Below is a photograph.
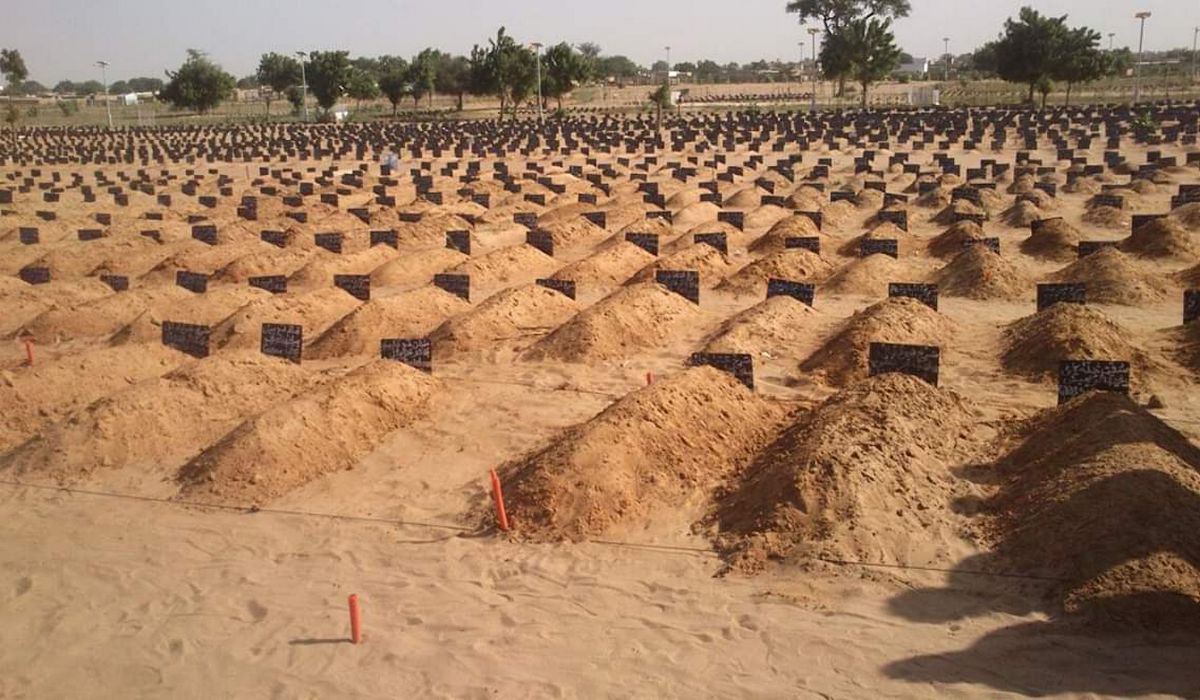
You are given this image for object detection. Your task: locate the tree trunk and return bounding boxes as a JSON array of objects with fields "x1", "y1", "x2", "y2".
[
  {"x1": 837, "y1": 75, "x2": 846, "y2": 97},
  {"x1": 457, "y1": 92, "x2": 464, "y2": 112},
  {"x1": 1028, "y1": 82, "x2": 1035, "y2": 104},
  {"x1": 265, "y1": 97, "x2": 271, "y2": 117},
  {"x1": 1065, "y1": 82, "x2": 1072, "y2": 106},
  {"x1": 1040, "y1": 90, "x2": 1048, "y2": 109},
  {"x1": 391, "y1": 102, "x2": 397, "y2": 118},
  {"x1": 861, "y1": 82, "x2": 869, "y2": 109}
]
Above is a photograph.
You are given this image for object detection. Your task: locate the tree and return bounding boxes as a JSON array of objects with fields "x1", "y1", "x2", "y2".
[
  {"x1": 972, "y1": 42, "x2": 1000, "y2": 77},
  {"x1": 378, "y1": 59, "x2": 410, "y2": 117},
  {"x1": 468, "y1": 27, "x2": 536, "y2": 119},
  {"x1": 824, "y1": 17, "x2": 902, "y2": 108},
  {"x1": 649, "y1": 84, "x2": 671, "y2": 128},
  {"x1": 542, "y1": 42, "x2": 590, "y2": 110},
  {"x1": 786, "y1": 0, "x2": 911, "y2": 94},
  {"x1": 409, "y1": 48, "x2": 439, "y2": 107},
  {"x1": 109, "y1": 80, "x2": 130, "y2": 95},
  {"x1": 256, "y1": 52, "x2": 302, "y2": 117},
  {"x1": 0, "y1": 48, "x2": 25, "y2": 142},
  {"x1": 993, "y1": 7, "x2": 1070, "y2": 105},
  {"x1": 345, "y1": 67, "x2": 379, "y2": 112},
  {"x1": 594, "y1": 55, "x2": 640, "y2": 80},
  {"x1": 53, "y1": 80, "x2": 77, "y2": 94},
  {"x1": 674, "y1": 61, "x2": 697, "y2": 75},
  {"x1": 304, "y1": 50, "x2": 350, "y2": 112},
  {"x1": 160, "y1": 50, "x2": 235, "y2": 113},
  {"x1": 127, "y1": 76, "x2": 164, "y2": 93},
  {"x1": 1053, "y1": 25, "x2": 1105, "y2": 105},
  {"x1": 284, "y1": 85, "x2": 305, "y2": 114},
  {"x1": 19, "y1": 80, "x2": 46, "y2": 95},
  {"x1": 651, "y1": 59, "x2": 669, "y2": 74},
  {"x1": 236, "y1": 75, "x2": 259, "y2": 90},
  {"x1": 435, "y1": 54, "x2": 471, "y2": 111},
  {"x1": 695, "y1": 59, "x2": 722, "y2": 83},
  {"x1": 77, "y1": 80, "x2": 104, "y2": 95}
]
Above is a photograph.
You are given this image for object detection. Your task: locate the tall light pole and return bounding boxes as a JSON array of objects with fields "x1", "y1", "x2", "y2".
[
  {"x1": 1108, "y1": 33, "x2": 1115, "y2": 51},
  {"x1": 943, "y1": 37, "x2": 950, "y2": 81},
  {"x1": 798, "y1": 41, "x2": 805, "y2": 96},
  {"x1": 1192, "y1": 26, "x2": 1198, "y2": 82},
  {"x1": 808, "y1": 27, "x2": 819, "y2": 110},
  {"x1": 531, "y1": 42, "x2": 544, "y2": 123},
  {"x1": 296, "y1": 51, "x2": 309, "y2": 122},
  {"x1": 1132, "y1": 11, "x2": 1151, "y2": 104},
  {"x1": 96, "y1": 60, "x2": 113, "y2": 128},
  {"x1": 665, "y1": 46, "x2": 671, "y2": 85}
]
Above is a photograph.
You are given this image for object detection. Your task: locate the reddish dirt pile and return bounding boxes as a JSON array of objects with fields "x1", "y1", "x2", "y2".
[
  {"x1": 702, "y1": 295, "x2": 823, "y2": 357},
  {"x1": 496, "y1": 366, "x2": 787, "y2": 541},
  {"x1": 1000, "y1": 304, "x2": 1157, "y2": 381},
  {"x1": 1048, "y1": 248, "x2": 1172, "y2": 305},
  {"x1": 929, "y1": 246, "x2": 1029, "y2": 301},
  {"x1": 1081, "y1": 206, "x2": 1128, "y2": 229},
  {"x1": 306, "y1": 286, "x2": 470, "y2": 359},
  {"x1": 711, "y1": 373, "x2": 982, "y2": 573},
  {"x1": 800, "y1": 297, "x2": 956, "y2": 387},
  {"x1": 982, "y1": 392, "x2": 1200, "y2": 630},
  {"x1": 1019, "y1": 218, "x2": 1082, "y2": 261},
  {"x1": 1121, "y1": 217, "x2": 1198, "y2": 260},
  {"x1": 176, "y1": 360, "x2": 436, "y2": 504},
  {"x1": 717, "y1": 250, "x2": 835, "y2": 296},
  {"x1": 430, "y1": 284, "x2": 578, "y2": 359}
]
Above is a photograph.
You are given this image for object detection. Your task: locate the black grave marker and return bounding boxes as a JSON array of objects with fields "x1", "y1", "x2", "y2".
[
  {"x1": 446, "y1": 230, "x2": 471, "y2": 255},
  {"x1": 380, "y1": 338, "x2": 433, "y2": 372},
  {"x1": 1036, "y1": 283, "x2": 1086, "y2": 312},
  {"x1": 249, "y1": 275, "x2": 288, "y2": 294},
  {"x1": 694, "y1": 232, "x2": 729, "y2": 255},
  {"x1": 625, "y1": 233, "x2": 659, "y2": 256},
  {"x1": 333, "y1": 274, "x2": 370, "y2": 301},
  {"x1": 175, "y1": 271, "x2": 208, "y2": 293},
  {"x1": 766, "y1": 279, "x2": 815, "y2": 306},
  {"x1": 687, "y1": 353, "x2": 754, "y2": 389},
  {"x1": 860, "y1": 238, "x2": 899, "y2": 258},
  {"x1": 888, "y1": 283, "x2": 939, "y2": 311},
  {"x1": 1057, "y1": 360, "x2": 1130, "y2": 405},
  {"x1": 161, "y1": 321, "x2": 210, "y2": 358},
  {"x1": 536, "y1": 278, "x2": 576, "y2": 300},
  {"x1": 868, "y1": 342, "x2": 940, "y2": 386},
  {"x1": 655, "y1": 270, "x2": 700, "y2": 304},
  {"x1": 260, "y1": 323, "x2": 303, "y2": 363},
  {"x1": 433, "y1": 273, "x2": 470, "y2": 301},
  {"x1": 100, "y1": 274, "x2": 129, "y2": 292}
]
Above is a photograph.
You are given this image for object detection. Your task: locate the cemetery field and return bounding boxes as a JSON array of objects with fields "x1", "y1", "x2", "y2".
[{"x1": 2, "y1": 107, "x2": 1200, "y2": 697}]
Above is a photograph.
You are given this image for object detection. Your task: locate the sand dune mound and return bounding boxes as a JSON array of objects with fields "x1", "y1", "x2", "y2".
[
  {"x1": 177, "y1": 361, "x2": 436, "y2": 504},
  {"x1": 1121, "y1": 217, "x2": 1198, "y2": 260},
  {"x1": 496, "y1": 366, "x2": 787, "y2": 541},
  {"x1": 1173, "y1": 202, "x2": 1200, "y2": 231},
  {"x1": 665, "y1": 187, "x2": 703, "y2": 209},
  {"x1": 1000, "y1": 200, "x2": 1043, "y2": 228},
  {"x1": 525, "y1": 283, "x2": 703, "y2": 362},
  {"x1": 1166, "y1": 321, "x2": 1200, "y2": 373},
  {"x1": 701, "y1": 295, "x2": 823, "y2": 357},
  {"x1": 0, "y1": 352, "x2": 317, "y2": 482},
  {"x1": 22, "y1": 286, "x2": 191, "y2": 343},
  {"x1": 306, "y1": 286, "x2": 470, "y2": 359},
  {"x1": 800, "y1": 297, "x2": 955, "y2": 387},
  {"x1": 930, "y1": 246, "x2": 1029, "y2": 300},
  {"x1": 288, "y1": 246, "x2": 396, "y2": 290},
  {"x1": 615, "y1": 215, "x2": 675, "y2": 239},
  {"x1": 431, "y1": 284, "x2": 578, "y2": 358},
  {"x1": 0, "y1": 344, "x2": 186, "y2": 454},
  {"x1": 717, "y1": 250, "x2": 835, "y2": 296},
  {"x1": 209, "y1": 288, "x2": 361, "y2": 353},
  {"x1": 1082, "y1": 206, "x2": 1128, "y2": 229},
  {"x1": 1019, "y1": 218, "x2": 1082, "y2": 261},
  {"x1": 394, "y1": 214, "x2": 476, "y2": 248},
  {"x1": 550, "y1": 241, "x2": 654, "y2": 288},
  {"x1": 712, "y1": 373, "x2": 981, "y2": 573},
  {"x1": 820, "y1": 254, "x2": 906, "y2": 297},
  {"x1": 927, "y1": 221, "x2": 985, "y2": 259},
  {"x1": 983, "y1": 392, "x2": 1200, "y2": 630},
  {"x1": 934, "y1": 200, "x2": 985, "y2": 225},
  {"x1": 1048, "y1": 248, "x2": 1171, "y2": 305},
  {"x1": 215, "y1": 247, "x2": 314, "y2": 283},
  {"x1": 819, "y1": 200, "x2": 857, "y2": 229},
  {"x1": 370, "y1": 247, "x2": 469, "y2": 288},
  {"x1": 446, "y1": 244, "x2": 560, "y2": 291},
  {"x1": 1001, "y1": 304, "x2": 1156, "y2": 381},
  {"x1": 29, "y1": 237, "x2": 156, "y2": 280},
  {"x1": 625, "y1": 244, "x2": 733, "y2": 288}
]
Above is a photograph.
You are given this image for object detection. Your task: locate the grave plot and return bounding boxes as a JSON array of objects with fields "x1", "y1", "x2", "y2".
[
  {"x1": 305, "y1": 285, "x2": 472, "y2": 360},
  {"x1": 1047, "y1": 247, "x2": 1173, "y2": 305},
  {"x1": 429, "y1": 283, "x2": 579, "y2": 360}
]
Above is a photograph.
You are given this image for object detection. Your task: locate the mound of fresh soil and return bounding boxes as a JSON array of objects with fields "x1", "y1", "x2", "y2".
[
  {"x1": 1019, "y1": 218, "x2": 1081, "y2": 261},
  {"x1": 930, "y1": 246, "x2": 1029, "y2": 300},
  {"x1": 712, "y1": 373, "x2": 982, "y2": 573},
  {"x1": 701, "y1": 295, "x2": 823, "y2": 357},
  {"x1": 934, "y1": 200, "x2": 986, "y2": 225},
  {"x1": 306, "y1": 286, "x2": 470, "y2": 359},
  {"x1": 1048, "y1": 247, "x2": 1172, "y2": 305},
  {"x1": 495, "y1": 366, "x2": 787, "y2": 541},
  {"x1": 445, "y1": 244, "x2": 560, "y2": 291},
  {"x1": 550, "y1": 241, "x2": 655, "y2": 288},
  {"x1": 1081, "y1": 206, "x2": 1128, "y2": 229},
  {"x1": 820, "y1": 254, "x2": 906, "y2": 297},
  {"x1": 287, "y1": 246, "x2": 397, "y2": 291},
  {"x1": 370, "y1": 247, "x2": 468, "y2": 288},
  {"x1": 624, "y1": 243, "x2": 733, "y2": 288},
  {"x1": 111, "y1": 286, "x2": 270, "y2": 345},
  {"x1": 1121, "y1": 217, "x2": 1198, "y2": 260},
  {"x1": 21, "y1": 286, "x2": 192, "y2": 343},
  {"x1": 799, "y1": 297, "x2": 956, "y2": 387},
  {"x1": 1173, "y1": 202, "x2": 1200, "y2": 231},
  {"x1": 209, "y1": 287, "x2": 362, "y2": 353},
  {"x1": 430, "y1": 284, "x2": 578, "y2": 358},
  {"x1": 214, "y1": 247, "x2": 315, "y2": 283},
  {"x1": 1001, "y1": 304, "x2": 1156, "y2": 381},
  {"x1": 176, "y1": 360, "x2": 436, "y2": 504},
  {"x1": 717, "y1": 250, "x2": 835, "y2": 297},
  {"x1": 1000, "y1": 200, "x2": 1043, "y2": 228},
  {"x1": 927, "y1": 221, "x2": 985, "y2": 259}
]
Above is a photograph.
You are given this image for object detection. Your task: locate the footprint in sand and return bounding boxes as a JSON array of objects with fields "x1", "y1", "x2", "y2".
[
  {"x1": 14, "y1": 576, "x2": 32, "y2": 597},
  {"x1": 247, "y1": 599, "x2": 269, "y2": 622}
]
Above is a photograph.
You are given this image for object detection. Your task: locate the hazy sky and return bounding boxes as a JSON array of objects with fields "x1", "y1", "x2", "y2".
[{"x1": 6, "y1": 0, "x2": 1197, "y2": 83}]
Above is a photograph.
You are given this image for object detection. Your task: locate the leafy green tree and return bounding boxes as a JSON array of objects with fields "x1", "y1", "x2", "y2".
[
  {"x1": 993, "y1": 7, "x2": 1069, "y2": 105},
  {"x1": 435, "y1": 54, "x2": 471, "y2": 111},
  {"x1": 53, "y1": 80, "x2": 77, "y2": 94},
  {"x1": 409, "y1": 48, "x2": 439, "y2": 107},
  {"x1": 542, "y1": 42, "x2": 590, "y2": 110},
  {"x1": 378, "y1": 60, "x2": 410, "y2": 117},
  {"x1": 823, "y1": 17, "x2": 901, "y2": 107},
  {"x1": 160, "y1": 49, "x2": 235, "y2": 113},
  {"x1": 351, "y1": 56, "x2": 383, "y2": 79},
  {"x1": 0, "y1": 49, "x2": 28, "y2": 95},
  {"x1": 108, "y1": 80, "x2": 130, "y2": 94},
  {"x1": 284, "y1": 85, "x2": 305, "y2": 114},
  {"x1": 651, "y1": 59, "x2": 669, "y2": 74},
  {"x1": 468, "y1": 27, "x2": 536, "y2": 119},
  {"x1": 649, "y1": 83, "x2": 671, "y2": 127},
  {"x1": 19, "y1": 80, "x2": 46, "y2": 95},
  {"x1": 972, "y1": 42, "x2": 1000, "y2": 77},
  {"x1": 1053, "y1": 25, "x2": 1105, "y2": 105},
  {"x1": 236, "y1": 75, "x2": 259, "y2": 90},
  {"x1": 303, "y1": 50, "x2": 351, "y2": 112},
  {"x1": 1106, "y1": 48, "x2": 1133, "y2": 77},
  {"x1": 77, "y1": 80, "x2": 104, "y2": 95},
  {"x1": 128, "y1": 76, "x2": 164, "y2": 93},
  {"x1": 695, "y1": 59, "x2": 722, "y2": 83},
  {"x1": 786, "y1": 0, "x2": 910, "y2": 94},
  {"x1": 345, "y1": 67, "x2": 379, "y2": 111},
  {"x1": 594, "y1": 55, "x2": 640, "y2": 80},
  {"x1": 256, "y1": 52, "x2": 302, "y2": 116}
]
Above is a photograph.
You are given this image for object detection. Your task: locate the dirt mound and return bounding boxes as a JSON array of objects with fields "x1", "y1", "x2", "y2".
[
  {"x1": 112, "y1": 286, "x2": 269, "y2": 346},
  {"x1": 717, "y1": 250, "x2": 835, "y2": 296},
  {"x1": 1081, "y1": 206, "x2": 1128, "y2": 229},
  {"x1": 930, "y1": 246, "x2": 1029, "y2": 300},
  {"x1": 370, "y1": 247, "x2": 469, "y2": 289},
  {"x1": 702, "y1": 295, "x2": 823, "y2": 357},
  {"x1": 672, "y1": 201, "x2": 721, "y2": 229},
  {"x1": 625, "y1": 244, "x2": 733, "y2": 288},
  {"x1": 0, "y1": 344, "x2": 187, "y2": 454},
  {"x1": 2, "y1": 279, "x2": 114, "y2": 338},
  {"x1": 819, "y1": 200, "x2": 857, "y2": 229},
  {"x1": 535, "y1": 218, "x2": 610, "y2": 250},
  {"x1": 1121, "y1": 217, "x2": 1198, "y2": 260},
  {"x1": 982, "y1": 392, "x2": 1200, "y2": 630},
  {"x1": 1019, "y1": 218, "x2": 1081, "y2": 261},
  {"x1": 287, "y1": 246, "x2": 397, "y2": 291},
  {"x1": 306, "y1": 286, "x2": 470, "y2": 359},
  {"x1": 430, "y1": 284, "x2": 578, "y2": 359},
  {"x1": 934, "y1": 200, "x2": 986, "y2": 225},
  {"x1": 176, "y1": 360, "x2": 436, "y2": 504},
  {"x1": 550, "y1": 241, "x2": 655, "y2": 288},
  {"x1": 141, "y1": 240, "x2": 265, "y2": 285},
  {"x1": 1048, "y1": 247, "x2": 1171, "y2": 305},
  {"x1": 800, "y1": 297, "x2": 956, "y2": 387},
  {"x1": 495, "y1": 366, "x2": 787, "y2": 541},
  {"x1": 1, "y1": 352, "x2": 317, "y2": 482},
  {"x1": 1000, "y1": 200, "x2": 1043, "y2": 228},
  {"x1": 21, "y1": 286, "x2": 191, "y2": 343},
  {"x1": 446, "y1": 244, "x2": 560, "y2": 291},
  {"x1": 524, "y1": 283, "x2": 703, "y2": 362},
  {"x1": 724, "y1": 188, "x2": 761, "y2": 208},
  {"x1": 215, "y1": 247, "x2": 315, "y2": 283},
  {"x1": 712, "y1": 373, "x2": 982, "y2": 573},
  {"x1": 1001, "y1": 304, "x2": 1156, "y2": 381},
  {"x1": 820, "y1": 254, "x2": 905, "y2": 297},
  {"x1": 927, "y1": 221, "x2": 985, "y2": 259},
  {"x1": 1173, "y1": 202, "x2": 1200, "y2": 231},
  {"x1": 914, "y1": 186, "x2": 950, "y2": 208},
  {"x1": 209, "y1": 288, "x2": 361, "y2": 353},
  {"x1": 744, "y1": 204, "x2": 790, "y2": 231}
]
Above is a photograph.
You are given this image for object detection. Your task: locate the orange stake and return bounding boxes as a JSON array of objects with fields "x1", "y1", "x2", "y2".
[
  {"x1": 22, "y1": 338, "x2": 34, "y2": 366},
  {"x1": 348, "y1": 594, "x2": 362, "y2": 644},
  {"x1": 645, "y1": 371, "x2": 654, "y2": 385},
  {"x1": 489, "y1": 468, "x2": 510, "y2": 532}
]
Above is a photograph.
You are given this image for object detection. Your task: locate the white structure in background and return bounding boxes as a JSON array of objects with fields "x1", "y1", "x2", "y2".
[
  {"x1": 894, "y1": 57, "x2": 930, "y2": 78},
  {"x1": 908, "y1": 86, "x2": 941, "y2": 107},
  {"x1": 121, "y1": 93, "x2": 138, "y2": 106}
]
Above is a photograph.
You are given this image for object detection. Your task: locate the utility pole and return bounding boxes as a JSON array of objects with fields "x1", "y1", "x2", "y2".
[
  {"x1": 296, "y1": 51, "x2": 309, "y2": 122},
  {"x1": 798, "y1": 41, "x2": 805, "y2": 98},
  {"x1": 531, "y1": 42, "x2": 544, "y2": 123},
  {"x1": 1193, "y1": 26, "x2": 1198, "y2": 82},
  {"x1": 1108, "y1": 33, "x2": 1115, "y2": 51},
  {"x1": 96, "y1": 60, "x2": 113, "y2": 128},
  {"x1": 1132, "y1": 12, "x2": 1151, "y2": 104},
  {"x1": 943, "y1": 37, "x2": 950, "y2": 81},
  {"x1": 808, "y1": 27, "x2": 819, "y2": 111}
]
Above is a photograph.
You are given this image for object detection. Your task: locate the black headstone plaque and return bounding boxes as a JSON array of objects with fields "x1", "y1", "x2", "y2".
[
  {"x1": 175, "y1": 271, "x2": 208, "y2": 293},
  {"x1": 261, "y1": 230, "x2": 287, "y2": 248},
  {"x1": 1077, "y1": 240, "x2": 1121, "y2": 258},
  {"x1": 876, "y1": 210, "x2": 908, "y2": 231},
  {"x1": 1037, "y1": 283, "x2": 1086, "y2": 312},
  {"x1": 19, "y1": 266, "x2": 50, "y2": 285},
  {"x1": 1057, "y1": 360, "x2": 1130, "y2": 405},
  {"x1": 446, "y1": 230, "x2": 471, "y2": 255},
  {"x1": 1185, "y1": 289, "x2": 1200, "y2": 324},
  {"x1": 717, "y1": 211, "x2": 745, "y2": 231},
  {"x1": 433, "y1": 273, "x2": 470, "y2": 301},
  {"x1": 260, "y1": 323, "x2": 303, "y2": 363},
  {"x1": 766, "y1": 279, "x2": 815, "y2": 306},
  {"x1": 315, "y1": 232, "x2": 343, "y2": 254},
  {"x1": 249, "y1": 275, "x2": 288, "y2": 294},
  {"x1": 536, "y1": 278, "x2": 576, "y2": 300},
  {"x1": 78, "y1": 229, "x2": 104, "y2": 242},
  {"x1": 655, "y1": 270, "x2": 700, "y2": 305},
  {"x1": 868, "y1": 342, "x2": 940, "y2": 386},
  {"x1": 514, "y1": 212, "x2": 537, "y2": 228},
  {"x1": 687, "y1": 352, "x2": 754, "y2": 389},
  {"x1": 191, "y1": 225, "x2": 217, "y2": 246},
  {"x1": 625, "y1": 233, "x2": 659, "y2": 256},
  {"x1": 694, "y1": 232, "x2": 728, "y2": 255},
  {"x1": 584, "y1": 211, "x2": 607, "y2": 229},
  {"x1": 526, "y1": 230, "x2": 554, "y2": 257},
  {"x1": 962, "y1": 238, "x2": 1001, "y2": 255},
  {"x1": 370, "y1": 229, "x2": 398, "y2": 248},
  {"x1": 860, "y1": 239, "x2": 899, "y2": 258},
  {"x1": 333, "y1": 274, "x2": 370, "y2": 301},
  {"x1": 100, "y1": 274, "x2": 129, "y2": 292},
  {"x1": 380, "y1": 338, "x2": 433, "y2": 372},
  {"x1": 18, "y1": 227, "x2": 38, "y2": 245},
  {"x1": 784, "y1": 236, "x2": 821, "y2": 253},
  {"x1": 161, "y1": 321, "x2": 210, "y2": 358},
  {"x1": 888, "y1": 283, "x2": 939, "y2": 311}
]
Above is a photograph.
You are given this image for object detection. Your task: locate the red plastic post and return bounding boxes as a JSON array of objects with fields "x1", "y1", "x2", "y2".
[
  {"x1": 489, "y1": 468, "x2": 510, "y2": 532},
  {"x1": 348, "y1": 594, "x2": 362, "y2": 644},
  {"x1": 645, "y1": 371, "x2": 654, "y2": 385},
  {"x1": 23, "y1": 338, "x2": 34, "y2": 367}
]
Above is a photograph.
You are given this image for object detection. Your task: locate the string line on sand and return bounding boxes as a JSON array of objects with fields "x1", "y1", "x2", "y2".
[{"x1": 2, "y1": 478, "x2": 1070, "y2": 583}]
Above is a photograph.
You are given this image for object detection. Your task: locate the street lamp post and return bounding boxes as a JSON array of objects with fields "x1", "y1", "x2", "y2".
[
  {"x1": 531, "y1": 42, "x2": 544, "y2": 123},
  {"x1": 296, "y1": 51, "x2": 309, "y2": 122},
  {"x1": 808, "y1": 27, "x2": 819, "y2": 110},
  {"x1": 1132, "y1": 12, "x2": 1151, "y2": 104},
  {"x1": 1192, "y1": 26, "x2": 1198, "y2": 82},
  {"x1": 943, "y1": 37, "x2": 950, "y2": 82},
  {"x1": 96, "y1": 60, "x2": 113, "y2": 128},
  {"x1": 1108, "y1": 33, "x2": 1115, "y2": 51},
  {"x1": 798, "y1": 41, "x2": 805, "y2": 98}
]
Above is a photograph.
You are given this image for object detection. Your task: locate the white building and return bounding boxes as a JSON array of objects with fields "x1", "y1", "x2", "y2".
[{"x1": 894, "y1": 57, "x2": 930, "y2": 78}]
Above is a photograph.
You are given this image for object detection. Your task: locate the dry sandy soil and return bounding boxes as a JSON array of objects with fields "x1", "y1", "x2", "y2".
[{"x1": 2, "y1": 113, "x2": 1199, "y2": 698}]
